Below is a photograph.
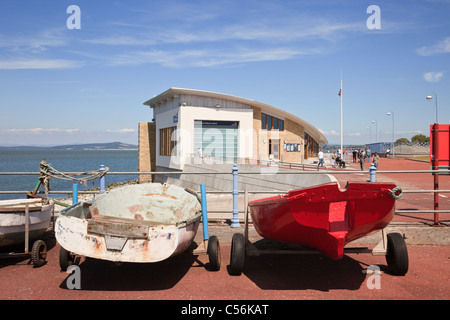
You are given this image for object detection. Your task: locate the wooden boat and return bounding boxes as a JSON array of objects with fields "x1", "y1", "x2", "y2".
[
  {"x1": 55, "y1": 183, "x2": 203, "y2": 267},
  {"x1": 248, "y1": 181, "x2": 402, "y2": 260},
  {"x1": 0, "y1": 199, "x2": 53, "y2": 247}
]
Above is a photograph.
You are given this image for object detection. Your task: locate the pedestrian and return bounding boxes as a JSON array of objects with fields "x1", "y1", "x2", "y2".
[
  {"x1": 366, "y1": 147, "x2": 371, "y2": 162},
  {"x1": 318, "y1": 148, "x2": 325, "y2": 167},
  {"x1": 359, "y1": 149, "x2": 366, "y2": 171},
  {"x1": 372, "y1": 152, "x2": 379, "y2": 168},
  {"x1": 331, "y1": 152, "x2": 337, "y2": 167},
  {"x1": 352, "y1": 149, "x2": 357, "y2": 163}
]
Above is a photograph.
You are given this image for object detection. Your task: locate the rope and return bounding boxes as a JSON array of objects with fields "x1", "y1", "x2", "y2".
[
  {"x1": 390, "y1": 186, "x2": 403, "y2": 199},
  {"x1": 39, "y1": 160, "x2": 109, "y2": 197}
]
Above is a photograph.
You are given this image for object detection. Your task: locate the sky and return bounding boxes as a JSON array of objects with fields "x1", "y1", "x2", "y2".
[{"x1": 0, "y1": 0, "x2": 449, "y2": 146}]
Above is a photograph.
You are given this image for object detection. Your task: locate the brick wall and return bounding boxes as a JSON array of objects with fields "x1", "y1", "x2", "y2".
[{"x1": 138, "y1": 122, "x2": 156, "y2": 183}]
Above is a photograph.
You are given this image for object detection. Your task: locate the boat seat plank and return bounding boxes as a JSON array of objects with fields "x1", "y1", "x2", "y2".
[{"x1": 89, "y1": 214, "x2": 172, "y2": 227}]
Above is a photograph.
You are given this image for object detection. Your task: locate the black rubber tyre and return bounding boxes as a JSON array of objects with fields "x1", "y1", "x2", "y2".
[
  {"x1": 207, "y1": 236, "x2": 221, "y2": 271},
  {"x1": 31, "y1": 240, "x2": 47, "y2": 267},
  {"x1": 59, "y1": 247, "x2": 75, "y2": 271},
  {"x1": 385, "y1": 233, "x2": 409, "y2": 276},
  {"x1": 229, "y1": 233, "x2": 245, "y2": 276}
]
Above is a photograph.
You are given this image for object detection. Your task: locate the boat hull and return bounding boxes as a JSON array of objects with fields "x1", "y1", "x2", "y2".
[
  {"x1": 55, "y1": 183, "x2": 202, "y2": 263},
  {"x1": 0, "y1": 202, "x2": 53, "y2": 247},
  {"x1": 249, "y1": 182, "x2": 398, "y2": 260}
]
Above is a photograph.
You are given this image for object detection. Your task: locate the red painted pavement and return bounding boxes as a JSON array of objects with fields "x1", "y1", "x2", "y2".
[{"x1": 330, "y1": 157, "x2": 450, "y2": 225}]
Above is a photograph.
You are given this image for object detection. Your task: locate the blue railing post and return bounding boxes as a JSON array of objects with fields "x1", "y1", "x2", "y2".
[
  {"x1": 231, "y1": 164, "x2": 240, "y2": 227},
  {"x1": 72, "y1": 183, "x2": 78, "y2": 205},
  {"x1": 99, "y1": 164, "x2": 106, "y2": 193},
  {"x1": 369, "y1": 163, "x2": 377, "y2": 182},
  {"x1": 200, "y1": 184, "x2": 209, "y2": 241}
]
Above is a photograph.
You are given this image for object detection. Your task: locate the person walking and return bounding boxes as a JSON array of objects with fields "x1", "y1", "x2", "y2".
[
  {"x1": 359, "y1": 149, "x2": 366, "y2": 171},
  {"x1": 372, "y1": 152, "x2": 379, "y2": 168},
  {"x1": 366, "y1": 147, "x2": 371, "y2": 162},
  {"x1": 318, "y1": 148, "x2": 325, "y2": 167}
]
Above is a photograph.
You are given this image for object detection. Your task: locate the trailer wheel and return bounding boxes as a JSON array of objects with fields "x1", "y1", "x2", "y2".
[
  {"x1": 207, "y1": 236, "x2": 221, "y2": 271},
  {"x1": 386, "y1": 233, "x2": 409, "y2": 276},
  {"x1": 230, "y1": 233, "x2": 245, "y2": 276},
  {"x1": 31, "y1": 240, "x2": 47, "y2": 267},
  {"x1": 59, "y1": 247, "x2": 75, "y2": 271}
]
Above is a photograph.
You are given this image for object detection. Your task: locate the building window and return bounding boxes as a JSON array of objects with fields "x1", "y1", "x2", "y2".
[
  {"x1": 160, "y1": 127, "x2": 176, "y2": 156},
  {"x1": 261, "y1": 113, "x2": 284, "y2": 131}
]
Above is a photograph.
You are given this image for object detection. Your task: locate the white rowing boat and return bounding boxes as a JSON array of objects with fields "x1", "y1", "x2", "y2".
[
  {"x1": 55, "y1": 183, "x2": 202, "y2": 267},
  {"x1": 0, "y1": 199, "x2": 53, "y2": 247}
]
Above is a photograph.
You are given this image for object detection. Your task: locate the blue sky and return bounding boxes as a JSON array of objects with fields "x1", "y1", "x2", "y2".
[{"x1": 0, "y1": 0, "x2": 449, "y2": 146}]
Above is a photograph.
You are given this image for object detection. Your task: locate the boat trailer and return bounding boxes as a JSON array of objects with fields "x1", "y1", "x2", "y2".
[
  {"x1": 0, "y1": 199, "x2": 49, "y2": 268},
  {"x1": 229, "y1": 189, "x2": 409, "y2": 277}
]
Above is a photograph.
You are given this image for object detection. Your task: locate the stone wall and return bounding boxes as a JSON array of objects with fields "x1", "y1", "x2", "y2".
[{"x1": 138, "y1": 122, "x2": 156, "y2": 183}]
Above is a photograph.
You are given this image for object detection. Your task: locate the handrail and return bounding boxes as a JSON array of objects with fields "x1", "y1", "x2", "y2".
[{"x1": 1, "y1": 168, "x2": 448, "y2": 225}]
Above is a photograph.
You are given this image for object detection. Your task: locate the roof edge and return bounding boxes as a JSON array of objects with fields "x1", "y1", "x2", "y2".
[{"x1": 143, "y1": 88, "x2": 328, "y2": 145}]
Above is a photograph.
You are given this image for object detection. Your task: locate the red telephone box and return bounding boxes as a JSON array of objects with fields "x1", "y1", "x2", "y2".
[{"x1": 430, "y1": 123, "x2": 450, "y2": 174}]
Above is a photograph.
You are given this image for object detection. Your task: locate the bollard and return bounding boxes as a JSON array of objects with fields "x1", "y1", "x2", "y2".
[
  {"x1": 369, "y1": 163, "x2": 377, "y2": 182},
  {"x1": 231, "y1": 164, "x2": 240, "y2": 228},
  {"x1": 72, "y1": 183, "x2": 78, "y2": 204},
  {"x1": 200, "y1": 184, "x2": 209, "y2": 241},
  {"x1": 99, "y1": 164, "x2": 106, "y2": 193}
]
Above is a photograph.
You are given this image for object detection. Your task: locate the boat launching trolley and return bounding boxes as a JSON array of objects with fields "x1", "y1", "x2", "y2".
[
  {"x1": 229, "y1": 183, "x2": 408, "y2": 277},
  {"x1": 0, "y1": 199, "x2": 53, "y2": 267}
]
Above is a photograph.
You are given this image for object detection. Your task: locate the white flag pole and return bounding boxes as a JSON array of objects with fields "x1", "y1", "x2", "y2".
[{"x1": 340, "y1": 74, "x2": 343, "y2": 156}]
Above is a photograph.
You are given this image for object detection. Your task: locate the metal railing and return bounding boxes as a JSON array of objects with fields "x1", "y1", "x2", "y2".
[{"x1": 1, "y1": 165, "x2": 448, "y2": 226}]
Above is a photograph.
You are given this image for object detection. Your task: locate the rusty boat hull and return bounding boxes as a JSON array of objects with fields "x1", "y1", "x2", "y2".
[
  {"x1": 248, "y1": 182, "x2": 399, "y2": 260},
  {"x1": 0, "y1": 199, "x2": 53, "y2": 247},
  {"x1": 55, "y1": 183, "x2": 202, "y2": 263}
]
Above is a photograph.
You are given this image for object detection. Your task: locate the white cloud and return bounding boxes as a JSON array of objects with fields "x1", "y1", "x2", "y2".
[
  {"x1": 2, "y1": 128, "x2": 81, "y2": 134},
  {"x1": 86, "y1": 19, "x2": 360, "y2": 47},
  {"x1": 109, "y1": 47, "x2": 323, "y2": 68},
  {"x1": 424, "y1": 71, "x2": 444, "y2": 83},
  {"x1": 416, "y1": 37, "x2": 450, "y2": 56},
  {"x1": 319, "y1": 129, "x2": 339, "y2": 136},
  {"x1": 0, "y1": 59, "x2": 83, "y2": 70},
  {"x1": 106, "y1": 129, "x2": 136, "y2": 133}
]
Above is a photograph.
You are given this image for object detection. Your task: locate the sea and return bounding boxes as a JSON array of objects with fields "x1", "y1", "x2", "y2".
[{"x1": 0, "y1": 149, "x2": 138, "y2": 201}]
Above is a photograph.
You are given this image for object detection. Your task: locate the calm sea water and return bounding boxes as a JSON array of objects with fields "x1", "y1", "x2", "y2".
[{"x1": 0, "y1": 149, "x2": 138, "y2": 201}]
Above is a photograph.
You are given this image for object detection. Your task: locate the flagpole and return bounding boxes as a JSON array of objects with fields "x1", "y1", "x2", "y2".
[{"x1": 340, "y1": 76, "x2": 343, "y2": 156}]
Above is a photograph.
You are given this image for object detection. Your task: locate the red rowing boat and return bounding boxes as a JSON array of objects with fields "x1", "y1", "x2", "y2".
[{"x1": 248, "y1": 182, "x2": 402, "y2": 260}]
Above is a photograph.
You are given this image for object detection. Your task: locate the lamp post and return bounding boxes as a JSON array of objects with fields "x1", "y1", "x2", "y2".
[
  {"x1": 386, "y1": 112, "x2": 395, "y2": 158},
  {"x1": 371, "y1": 120, "x2": 378, "y2": 142},
  {"x1": 427, "y1": 92, "x2": 440, "y2": 226},
  {"x1": 426, "y1": 92, "x2": 438, "y2": 123}
]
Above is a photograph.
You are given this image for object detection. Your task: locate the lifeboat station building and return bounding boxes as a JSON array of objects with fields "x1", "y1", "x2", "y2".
[{"x1": 139, "y1": 88, "x2": 327, "y2": 173}]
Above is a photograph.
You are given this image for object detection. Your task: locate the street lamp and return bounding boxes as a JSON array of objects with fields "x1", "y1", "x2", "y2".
[
  {"x1": 371, "y1": 120, "x2": 378, "y2": 142},
  {"x1": 426, "y1": 92, "x2": 438, "y2": 123},
  {"x1": 386, "y1": 112, "x2": 395, "y2": 158}
]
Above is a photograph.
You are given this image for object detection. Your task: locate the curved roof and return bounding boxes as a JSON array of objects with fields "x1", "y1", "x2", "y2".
[{"x1": 144, "y1": 88, "x2": 328, "y2": 145}]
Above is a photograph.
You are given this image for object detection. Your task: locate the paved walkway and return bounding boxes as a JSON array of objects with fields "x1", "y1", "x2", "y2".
[{"x1": 334, "y1": 157, "x2": 450, "y2": 224}]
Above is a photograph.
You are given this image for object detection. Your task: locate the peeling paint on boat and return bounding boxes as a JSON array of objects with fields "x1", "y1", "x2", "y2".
[{"x1": 55, "y1": 183, "x2": 202, "y2": 263}]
